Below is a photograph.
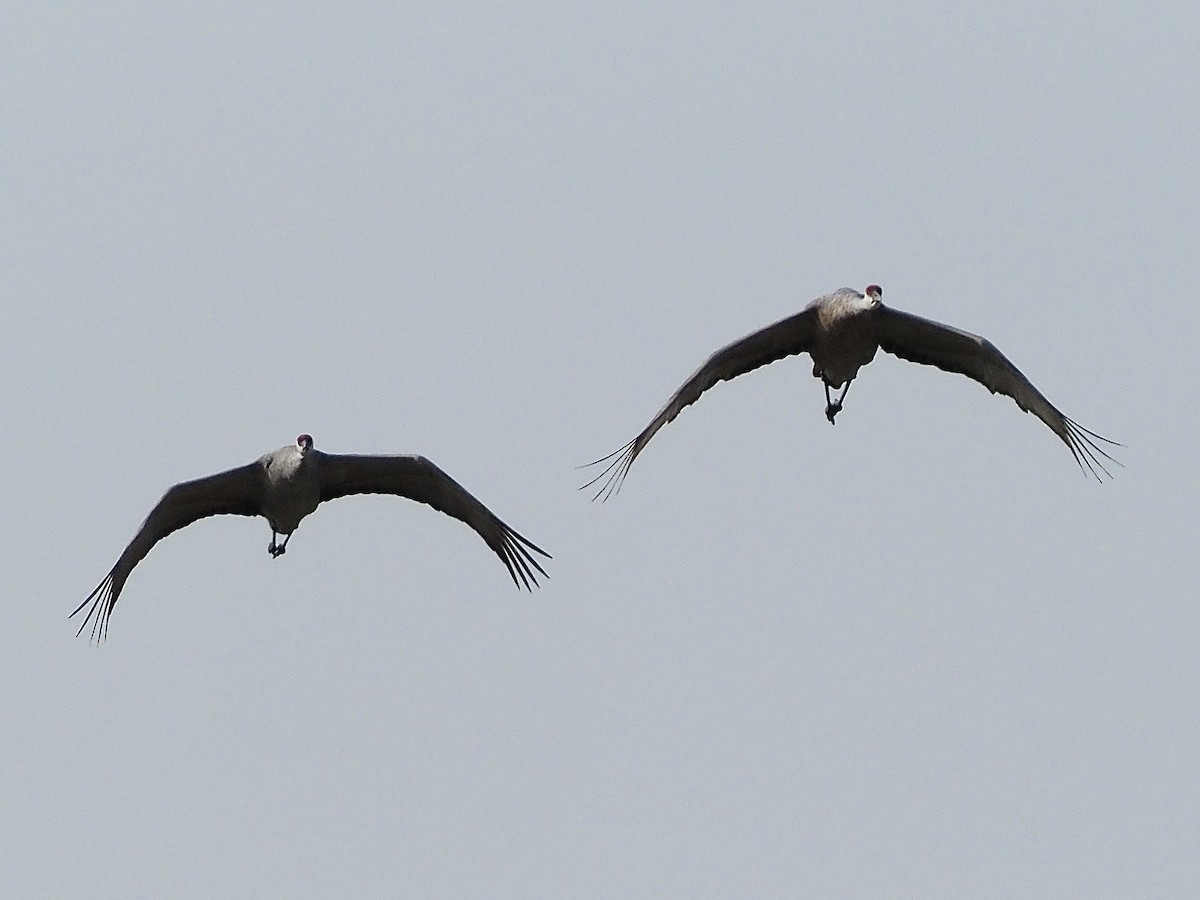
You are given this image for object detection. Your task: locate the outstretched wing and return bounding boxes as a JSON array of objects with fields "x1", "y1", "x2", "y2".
[
  {"x1": 73, "y1": 463, "x2": 265, "y2": 642},
  {"x1": 581, "y1": 306, "x2": 819, "y2": 499},
  {"x1": 316, "y1": 453, "x2": 550, "y2": 589},
  {"x1": 875, "y1": 306, "x2": 1121, "y2": 478}
]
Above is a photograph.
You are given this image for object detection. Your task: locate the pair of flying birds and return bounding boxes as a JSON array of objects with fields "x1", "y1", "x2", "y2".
[{"x1": 74, "y1": 286, "x2": 1120, "y2": 640}]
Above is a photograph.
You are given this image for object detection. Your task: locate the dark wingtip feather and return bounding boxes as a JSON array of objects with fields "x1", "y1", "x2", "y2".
[
  {"x1": 575, "y1": 442, "x2": 633, "y2": 470},
  {"x1": 578, "y1": 439, "x2": 639, "y2": 502},
  {"x1": 496, "y1": 524, "x2": 551, "y2": 591},
  {"x1": 1062, "y1": 417, "x2": 1123, "y2": 481},
  {"x1": 508, "y1": 527, "x2": 552, "y2": 561},
  {"x1": 71, "y1": 573, "x2": 116, "y2": 644}
]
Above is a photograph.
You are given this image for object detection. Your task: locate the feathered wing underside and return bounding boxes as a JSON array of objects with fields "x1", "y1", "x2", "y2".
[
  {"x1": 72, "y1": 463, "x2": 265, "y2": 642},
  {"x1": 875, "y1": 307, "x2": 1121, "y2": 479},
  {"x1": 316, "y1": 453, "x2": 550, "y2": 589},
  {"x1": 581, "y1": 306, "x2": 819, "y2": 499}
]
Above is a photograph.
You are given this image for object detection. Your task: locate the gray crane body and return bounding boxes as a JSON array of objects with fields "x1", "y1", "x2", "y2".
[{"x1": 259, "y1": 439, "x2": 321, "y2": 546}]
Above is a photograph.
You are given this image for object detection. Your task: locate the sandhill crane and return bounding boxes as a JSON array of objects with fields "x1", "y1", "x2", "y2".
[
  {"x1": 583, "y1": 286, "x2": 1119, "y2": 499},
  {"x1": 74, "y1": 435, "x2": 550, "y2": 641}
]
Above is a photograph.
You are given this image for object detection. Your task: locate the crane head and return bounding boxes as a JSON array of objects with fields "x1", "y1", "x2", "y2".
[
  {"x1": 296, "y1": 433, "x2": 314, "y2": 453},
  {"x1": 864, "y1": 284, "x2": 883, "y2": 307}
]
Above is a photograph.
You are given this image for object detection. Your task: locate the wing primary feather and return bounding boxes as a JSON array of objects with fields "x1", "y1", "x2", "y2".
[
  {"x1": 71, "y1": 572, "x2": 115, "y2": 643},
  {"x1": 576, "y1": 441, "x2": 634, "y2": 469},
  {"x1": 508, "y1": 544, "x2": 533, "y2": 590},
  {"x1": 495, "y1": 535, "x2": 524, "y2": 590},
  {"x1": 1063, "y1": 416, "x2": 1123, "y2": 481},
  {"x1": 508, "y1": 546, "x2": 531, "y2": 591},
  {"x1": 579, "y1": 438, "x2": 639, "y2": 501},
  {"x1": 499, "y1": 524, "x2": 550, "y2": 590}
]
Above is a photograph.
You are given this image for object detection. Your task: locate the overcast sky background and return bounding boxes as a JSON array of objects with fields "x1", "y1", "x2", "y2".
[{"x1": 3, "y1": 3, "x2": 1197, "y2": 897}]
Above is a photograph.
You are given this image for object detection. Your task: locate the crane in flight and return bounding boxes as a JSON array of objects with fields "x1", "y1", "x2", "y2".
[
  {"x1": 74, "y1": 434, "x2": 550, "y2": 641},
  {"x1": 583, "y1": 286, "x2": 1120, "y2": 499}
]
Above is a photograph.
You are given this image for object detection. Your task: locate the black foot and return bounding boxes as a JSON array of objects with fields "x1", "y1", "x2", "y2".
[
  {"x1": 269, "y1": 543, "x2": 286, "y2": 558},
  {"x1": 825, "y1": 402, "x2": 842, "y2": 424}
]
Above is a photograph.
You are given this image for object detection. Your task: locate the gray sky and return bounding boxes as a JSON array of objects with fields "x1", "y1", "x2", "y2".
[{"x1": 3, "y1": 3, "x2": 1197, "y2": 897}]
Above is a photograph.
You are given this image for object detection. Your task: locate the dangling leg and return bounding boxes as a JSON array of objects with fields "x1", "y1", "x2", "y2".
[
  {"x1": 825, "y1": 380, "x2": 852, "y2": 424},
  {"x1": 268, "y1": 530, "x2": 289, "y2": 558}
]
